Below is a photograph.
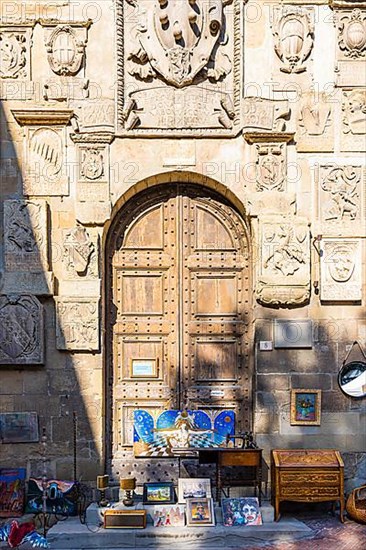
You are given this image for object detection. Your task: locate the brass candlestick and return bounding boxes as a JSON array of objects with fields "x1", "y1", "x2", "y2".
[
  {"x1": 97, "y1": 475, "x2": 109, "y2": 507},
  {"x1": 120, "y1": 477, "x2": 136, "y2": 507}
]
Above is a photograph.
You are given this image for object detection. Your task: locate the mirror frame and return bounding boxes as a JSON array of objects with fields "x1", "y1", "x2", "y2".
[{"x1": 338, "y1": 360, "x2": 366, "y2": 399}]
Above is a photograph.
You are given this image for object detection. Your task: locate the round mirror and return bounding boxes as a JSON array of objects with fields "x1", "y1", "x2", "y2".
[{"x1": 338, "y1": 361, "x2": 366, "y2": 398}]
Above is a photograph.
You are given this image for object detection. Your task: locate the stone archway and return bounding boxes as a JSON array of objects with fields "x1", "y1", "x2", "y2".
[{"x1": 105, "y1": 182, "x2": 253, "y2": 478}]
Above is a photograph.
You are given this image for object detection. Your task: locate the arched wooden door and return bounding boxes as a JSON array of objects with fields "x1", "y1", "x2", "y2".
[{"x1": 106, "y1": 184, "x2": 253, "y2": 477}]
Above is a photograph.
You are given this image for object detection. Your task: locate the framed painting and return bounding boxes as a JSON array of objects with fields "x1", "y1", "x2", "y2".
[
  {"x1": 134, "y1": 409, "x2": 235, "y2": 457},
  {"x1": 148, "y1": 504, "x2": 185, "y2": 527},
  {"x1": 290, "y1": 389, "x2": 321, "y2": 425},
  {"x1": 222, "y1": 497, "x2": 262, "y2": 526},
  {"x1": 143, "y1": 482, "x2": 175, "y2": 505},
  {"x1": 186, "y1": 497, "x2": 215, "y2": 527},
  {"x1": 178, "y1": 478, "x2": 211, "y2": 504},
  {"x1": 0, "y1": 468, "x2": 26, "y2": 517},
  {"x1": 130, "y1": 358, "x2": 158, "y2": 378}
]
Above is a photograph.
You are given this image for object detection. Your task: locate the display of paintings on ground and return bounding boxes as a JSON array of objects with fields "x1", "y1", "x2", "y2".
[
  {"x1": 186, "y1": 497, "x2": 215, "y2": 527},
  {"x1": 178, "y1": 478, "x2": 212, "y2": 503},
  {"x1": 147, "y1": 504, "x2": 185, "y2": 527},
  {"x1": 0, "y1": 468, "x2": 26, "y2": 518},
  {"x1": 134, "y1": 409, "x2": 235, "y2": 457},
  {"x1": 222, "y1": 497, "x2": 263, "y2": 526}
]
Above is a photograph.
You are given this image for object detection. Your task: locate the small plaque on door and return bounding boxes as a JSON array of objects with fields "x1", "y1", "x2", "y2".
[{"x1": 130, "y1": 358, "x2": 158, "y2": 378}]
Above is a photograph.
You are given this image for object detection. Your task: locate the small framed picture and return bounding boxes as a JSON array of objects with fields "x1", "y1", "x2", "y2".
[
  {"x1": 130, "y1": 358, "x2": 158, "y2": 378},
  {"x1": 178, "y1": 478, "x2": 212, "y2": 504},
  {"x1": 147, "y1": 504, "x2": 185, "y2": 527},
  {"x1": 143, "y1": 482, "x2": 175, "y2": 505},
  {"x1": 290, "y1": 389, "x2": 321, "y2": 426},
  {"x1": 186, "y1": 497, "x2": 215, "y2": 527},
  {"x1": 222, "y1": 497, "x2": 262, "y2": 526}
]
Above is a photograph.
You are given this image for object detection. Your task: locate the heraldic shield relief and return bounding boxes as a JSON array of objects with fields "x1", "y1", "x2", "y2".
[{"x1": 127, "y1": 0, "x2": 232, "y2": 87}]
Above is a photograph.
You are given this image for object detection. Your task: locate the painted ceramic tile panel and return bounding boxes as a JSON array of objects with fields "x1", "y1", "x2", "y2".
[{"x1": 134, "y1": 409, "x2": 235, "y2": 457}]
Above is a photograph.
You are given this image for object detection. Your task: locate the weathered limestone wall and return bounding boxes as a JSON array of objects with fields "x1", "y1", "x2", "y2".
[{"x1": 0, "y1": 0, "x2": 365, "y2": 484}]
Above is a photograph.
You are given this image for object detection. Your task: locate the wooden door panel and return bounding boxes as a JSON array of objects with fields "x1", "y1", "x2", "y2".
[
  {"x1": 195, "y1": 206, "x2": 235, "y2": 250},
  {"x1": 193, "y1": 274, "x2": 238, "y2": 316},
  {"x1": 124, "y1": 205, "x2": 164, "y2": 249},
  {"x1": 192, "y1": 337, "x2": 239, "y2": 381},
  {"x1": 118, "y1": 272, "x2": 165, "y2": 315}
]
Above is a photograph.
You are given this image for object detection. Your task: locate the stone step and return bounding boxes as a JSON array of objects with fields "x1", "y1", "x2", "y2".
[{"x1": 46, "y1": 504, "x2": 314, "y2": 549}]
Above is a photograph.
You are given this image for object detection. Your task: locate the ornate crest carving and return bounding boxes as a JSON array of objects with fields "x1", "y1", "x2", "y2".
[
  {"x1": 45, "y1": 25, "x2": 87, "y2": 76},
  {"x1": 0, "y1": 31, "x2": 26, "y2": 78},
  {"x1": 80, "y1": 148, "x2": 104, "y2": 180},
  {"x1": 56, "y1": 298, "x2": 99, "y2": 351},
  {"x1": 320, "y1": 239, "x2": 362, "y2": 301},
  {"x1": 4, "y1": 200, "x2": 49, "y2": 271},
  {"x1": 342, "y1": 89, "x2": 366, "y2": 134},
  {"x1": 63, "y1": 226, "x2": 96, "y2": 276},
  {"x1": 256, "y1": 218, "x2": 310, "y2": 307},
  {"x1": 0, "y1": 295, "x2": 44, "y2": 364},
  {"x1": 320, "y1": 166, "x2": 361, "y2": 222},
  {"x1": 273, "y1": 7, "x2": 314, "y2": 73},
  {"x1": 338, "y1": 9, "x2": 366, "y2": 59},
  {"x1": 298, "y1": 94, "x2": 332, "y2": 136},
  {"x1": 127, "y1": 0, "x2": 233, "y2": 88},
  {"x1": 256, "y1": 144, "x2": 285, "y2": 192}
]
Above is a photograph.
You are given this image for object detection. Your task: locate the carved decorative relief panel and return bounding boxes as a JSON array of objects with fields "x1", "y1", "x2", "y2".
[
  {"x1": 63, "y1": 226, "x2": 98, "y2": 279},
  {"x1": 271, "y1": 6, "x2": 314, "y2": 87},
  {"x1": 24, "y1": 127, "x2": 69, "y2": 196},
  {"x1": 297, "y1": 92, "x2": 334, "y2": 152},
  {"x1": 341, "y1": 89, "x2": 366, "y2": 151},
  {"x1": 71, "y1": 133, "x2": 113, "y2": 225},
  {"x1": 256, "y1": 217, "x2": 310, "y2": 307},
  {"x1": 117, "y1": 0, "x2": 240, "y2": 135},
  {"x1": 320, "y1": 239, "x2": 362, "y2": 301},
  {"x1": 242, "y1": 98, "x2": 290, "y2": 133},
  {"x1": 0, "y1": 28, "x2": 30, "y2": 79},
  {"x1": 255, "y1": 143, "x2": 286, "y2": 192},
  {"x1": 4, "y1": 199, "x2": 49, "y2": 272},
  {"x1": 335, "y1": 9, "x2": 366, "y2": 86},
  {"x1": 0, "y1": 295, "x2": 44, "y2": 365},
  {"x1": 338, "y1": 9, "x2": 366, "y2": 58},
  {"x1": 317, "y1": 165, "x2": 364, "y2": 234},
  {"x1": 41, "y1": 20, "x2": 91, "y2": 100},
  {"x1": 55, "y1": 298, "x2": 99, "y2": 351}
]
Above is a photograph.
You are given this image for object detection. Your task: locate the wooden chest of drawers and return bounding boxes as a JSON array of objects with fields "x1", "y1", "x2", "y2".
[{"x1": 271, "y1": 449, "x2": 344, "y2": 522}]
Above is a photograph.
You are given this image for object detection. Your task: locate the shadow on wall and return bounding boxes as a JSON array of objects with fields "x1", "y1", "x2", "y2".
[{"x1": 0, "y1": 100, "x2": 102, "y2": 484}]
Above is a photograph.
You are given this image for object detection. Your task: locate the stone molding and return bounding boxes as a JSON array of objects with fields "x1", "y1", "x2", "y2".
[
  {"x1": 70, "y1": 132, "x2": 115, "y2": 144},
  {"x1": 243, "y1": 132, "x2": 295, "y2": 144},
  {"x1": 11, "y1": 109, "x2": 74, "y2": 126}
]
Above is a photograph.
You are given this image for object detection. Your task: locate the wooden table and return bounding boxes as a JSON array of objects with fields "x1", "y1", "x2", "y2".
[
  {"x1": 271, "y1": 449, "x2": 345, "y2": 522},
  {"x1": 198, "y1": 448, "x2": 263, "y2": 504}
]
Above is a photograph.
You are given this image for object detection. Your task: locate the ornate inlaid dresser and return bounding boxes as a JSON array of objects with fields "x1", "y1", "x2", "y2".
[{"x1": 271, "y1": 449, "x2": 345, "y2": 522}]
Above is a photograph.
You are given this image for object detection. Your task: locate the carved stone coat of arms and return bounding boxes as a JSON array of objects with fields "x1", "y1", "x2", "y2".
[{"x1": 127, "y1": 0, "x2": 232, "y2": 88}]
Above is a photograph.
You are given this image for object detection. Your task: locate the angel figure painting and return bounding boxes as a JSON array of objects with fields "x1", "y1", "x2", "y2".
[{"x1": 133, "y1": 409, "x2": 235, "y2": 457}]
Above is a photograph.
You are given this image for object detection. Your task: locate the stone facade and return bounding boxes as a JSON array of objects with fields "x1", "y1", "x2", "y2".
[{"x1": 0, "y1": 0, "x2": 365, "y2": 486}]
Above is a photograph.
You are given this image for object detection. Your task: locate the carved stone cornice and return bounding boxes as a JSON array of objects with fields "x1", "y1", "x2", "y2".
[
  {"x1": 39, "y1": 19, "x2": 92, "y2": 28},
  {"x1": 70, "y1": 132, "x2": 115, "y2": 144},
  {"x1": 330, "y1": 1, "x2": 366, "y2": 8},
  {"x1": 12, "y1": 109, "x2": 74, "y2": 126},
  {"x1": 243, "y1": 132, "x2": 295, "y2": 144}
]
